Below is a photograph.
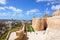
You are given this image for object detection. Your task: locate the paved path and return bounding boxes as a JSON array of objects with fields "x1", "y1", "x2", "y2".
[
  {"x1": 8, "y1": 31, "x2": 45, "y2": 40},
  {"x1": 27, "y1": 31, "x2": 45, "y2": 40},
  {"x1": 8, "y1": 32, "x2": 18, "y2": 40}
]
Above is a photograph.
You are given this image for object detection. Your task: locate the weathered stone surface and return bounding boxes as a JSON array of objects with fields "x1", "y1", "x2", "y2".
[
  {"x1": 32, "y1": 14, "x2": 51, "y2": 31},
  {"x1": 43, "y1": 14, "x2": 52, "y2": 29},
  {"x1": 43, "y1": 27, "x2": 60, "y2": 40},
  {"x1": 27, "y1": 31, "x2": 45, "y2": 40},
  {"x1": 15, "y1": 27, "x2": 27, "y2": 40},
  {"x1": 32, "y1": 18, "x2": 45, "y2": 31},
  {"x1": 43, "y1": 16, "x2": 60, "y2": 40},
  {"x1": 52, "y1": 10, "x2": 60, "y2": 16},
  {"x1": 47, "y1": 16, "x2": 60, "y2": 28},
  {"x1": 16, "y1": 30, "x2": 24, "y2": 38}
]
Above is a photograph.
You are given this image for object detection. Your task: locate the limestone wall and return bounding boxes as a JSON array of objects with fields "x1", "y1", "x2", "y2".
[
  {"x1": 52, "y1": 10, "x2": 60, "y2": 16},
  {"x1": 32, "y1": 14, "x2": 51, "y2": 31},
  {"x1": 43, "y1": 16, "x2": 60, "y2": 40},
  {"x1": 32, "y1": 18, "x2": 46, "y2": 31},
  {"x1": 47, "y1": 16, "x2": 60, "y2": 29}
]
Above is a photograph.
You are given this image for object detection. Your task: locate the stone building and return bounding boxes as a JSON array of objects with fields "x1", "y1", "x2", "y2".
[
  {"x1": 21, "y1": 20, "x2": 32, "y2": 26},
  {"x1": 0, "y1": 21, "x2": 12, "y2": 35},
  {"x1": 0, "y1": 23, "x2": 6, "y2": 35},
  {"x1": 32, "y1": 14, "x2": 50, "y2": 31}
]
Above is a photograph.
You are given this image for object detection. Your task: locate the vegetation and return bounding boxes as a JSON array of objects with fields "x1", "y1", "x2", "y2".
[
  {"x1": 0, "y1": 25, "x2": 34, "y2": 40},
  {"x1": 10, "y1": 25, "x2": 21, "y2": 32},
  {"x1": 0, "y1": 25, "x2": 21, "y2": 40},
  {"x1": 26, "y1": 26, "x2": 34, "y2": 32},
  {"x1": 0, "y1": 30, "x2": 9, "y2": 40}
]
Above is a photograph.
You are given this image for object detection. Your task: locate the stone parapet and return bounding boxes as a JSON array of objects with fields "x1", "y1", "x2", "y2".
[
  {"x1": 43, "y1": 16, "x2": 60, "y2": 40},
  {"x1": 47, "y1": 16, "x2": 60, "y2": 29},
  {"x1": 52, "y1": 10, "x2": 60, "y2": 16}
]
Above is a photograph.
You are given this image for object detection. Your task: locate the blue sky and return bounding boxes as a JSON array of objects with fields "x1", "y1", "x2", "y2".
[{"x1": 0, "y1": 0, "x2": 60, "y2": 20}]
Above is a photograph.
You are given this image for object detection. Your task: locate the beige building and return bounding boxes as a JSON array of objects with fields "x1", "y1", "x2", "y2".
[{"x1": 32, "y1": 14, "x2": 50, "y2": 31}]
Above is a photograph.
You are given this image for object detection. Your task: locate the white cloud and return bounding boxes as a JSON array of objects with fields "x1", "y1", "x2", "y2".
[
  {"x1": 51, "y1": 5, "x2": 60, "y2": 10},
  {"x1": 0, "y1": 6, "x2": 23, "y2": 18},
  {"x1": 0, "y1": 0, "x2": 6, "y2": 4},
  {"x1": 46, "y1": 8, "x2": 48, "y2": 10},
  {"x1": 51, "y1": 2, "x2": 55, "y2": 4},
  {"x1": 12, "y1": 13, "x2": 16, "y2": 17},
  {"x1": 0, "y1": 6, "x2": 23, "y2": 13},
  {"x1": 0, "y1": 12, "x2": 11, "y2": 16},
  {"x1": 26, "y1": 9, "x2": 40, "y2": 15},
  {"x1": 47, "y1": 2, "x2": 50, "y2": 5},
  {"x1": 11, "y1": 12, "x2": 23, "y2": 18},
  {"x1": 0, "y1": 7, "x2": 5, "y2": 10},
  {"x1": 6, "y1": 6, "x2": 23, "y2": 13},
  {"x1": 51, "y1": 1, "x2": 60, "y2": 4},
  {"x1": 44, "y1": 8, "x2": 50, "y2": 14},
  {"x1": 45, "y1": 10, "x2": 50, "y2": 14},
  {"x1": 36, "y1": 0, "x2": 55, "y2": 2},
  {"x1": 18, "y1": 14, "x2": 23, "y2": 17},
  {"x1": 36, "y1": 0, "x2": 60, "y2": 4},
  {"x1": 0, "y1": 12, "x2": 23, "y2": 18}
]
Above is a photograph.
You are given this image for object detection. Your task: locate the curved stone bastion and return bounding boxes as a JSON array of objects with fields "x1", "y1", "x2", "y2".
[
  {"x1": 43, "y1": 16, "x2": 60, "y2": 40},
  {"x1": 32, "y1": 18, "x2": 46, "y2": 31}
]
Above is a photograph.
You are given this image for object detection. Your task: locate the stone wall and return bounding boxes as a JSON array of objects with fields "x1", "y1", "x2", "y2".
[
  {"x1": 52, "y1": 10, "x2": 60, "y2": 16},
  {"x1": 32, "y1": 14, "x2": 51, "y2": 31},
  {"x1": 32, "y1": 18, "x2": 45, "y2": 31},
  {"x1": 47, "y1": 16, "x2": 60, "y2": 28},
  {"x1": 43, "y1": 14, "x2": 51, "y2": 30},
  {"x1": 43, "y1": 16, "x2": 60, "y2": 40}
]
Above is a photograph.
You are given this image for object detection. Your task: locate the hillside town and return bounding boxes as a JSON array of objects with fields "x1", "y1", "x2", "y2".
[
  {"x1": 8, "y1": 10, "x2": 60, "y2": 40},
  {"x1": 0, "y1": 20, "x2": 32, "y2": 36}
]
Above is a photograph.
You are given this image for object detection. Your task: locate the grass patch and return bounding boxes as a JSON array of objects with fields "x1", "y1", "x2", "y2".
[
  {"x1": 10, "y1": 26, "x2": 21, "y2": 32},
  {"x1": 26, "y1": 26, "x2": 34, "y2": 32}
]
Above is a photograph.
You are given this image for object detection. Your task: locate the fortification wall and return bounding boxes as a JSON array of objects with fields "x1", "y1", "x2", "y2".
[
  {"x1": 52, "y1": 10, "x2": 60, "y2": 16},
  {"x1": 32, "y1": 18, "x2": 46, "y2": 31},
  {"x1": 43, "y1": 16, "x2": 60, "y2": 40}
]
